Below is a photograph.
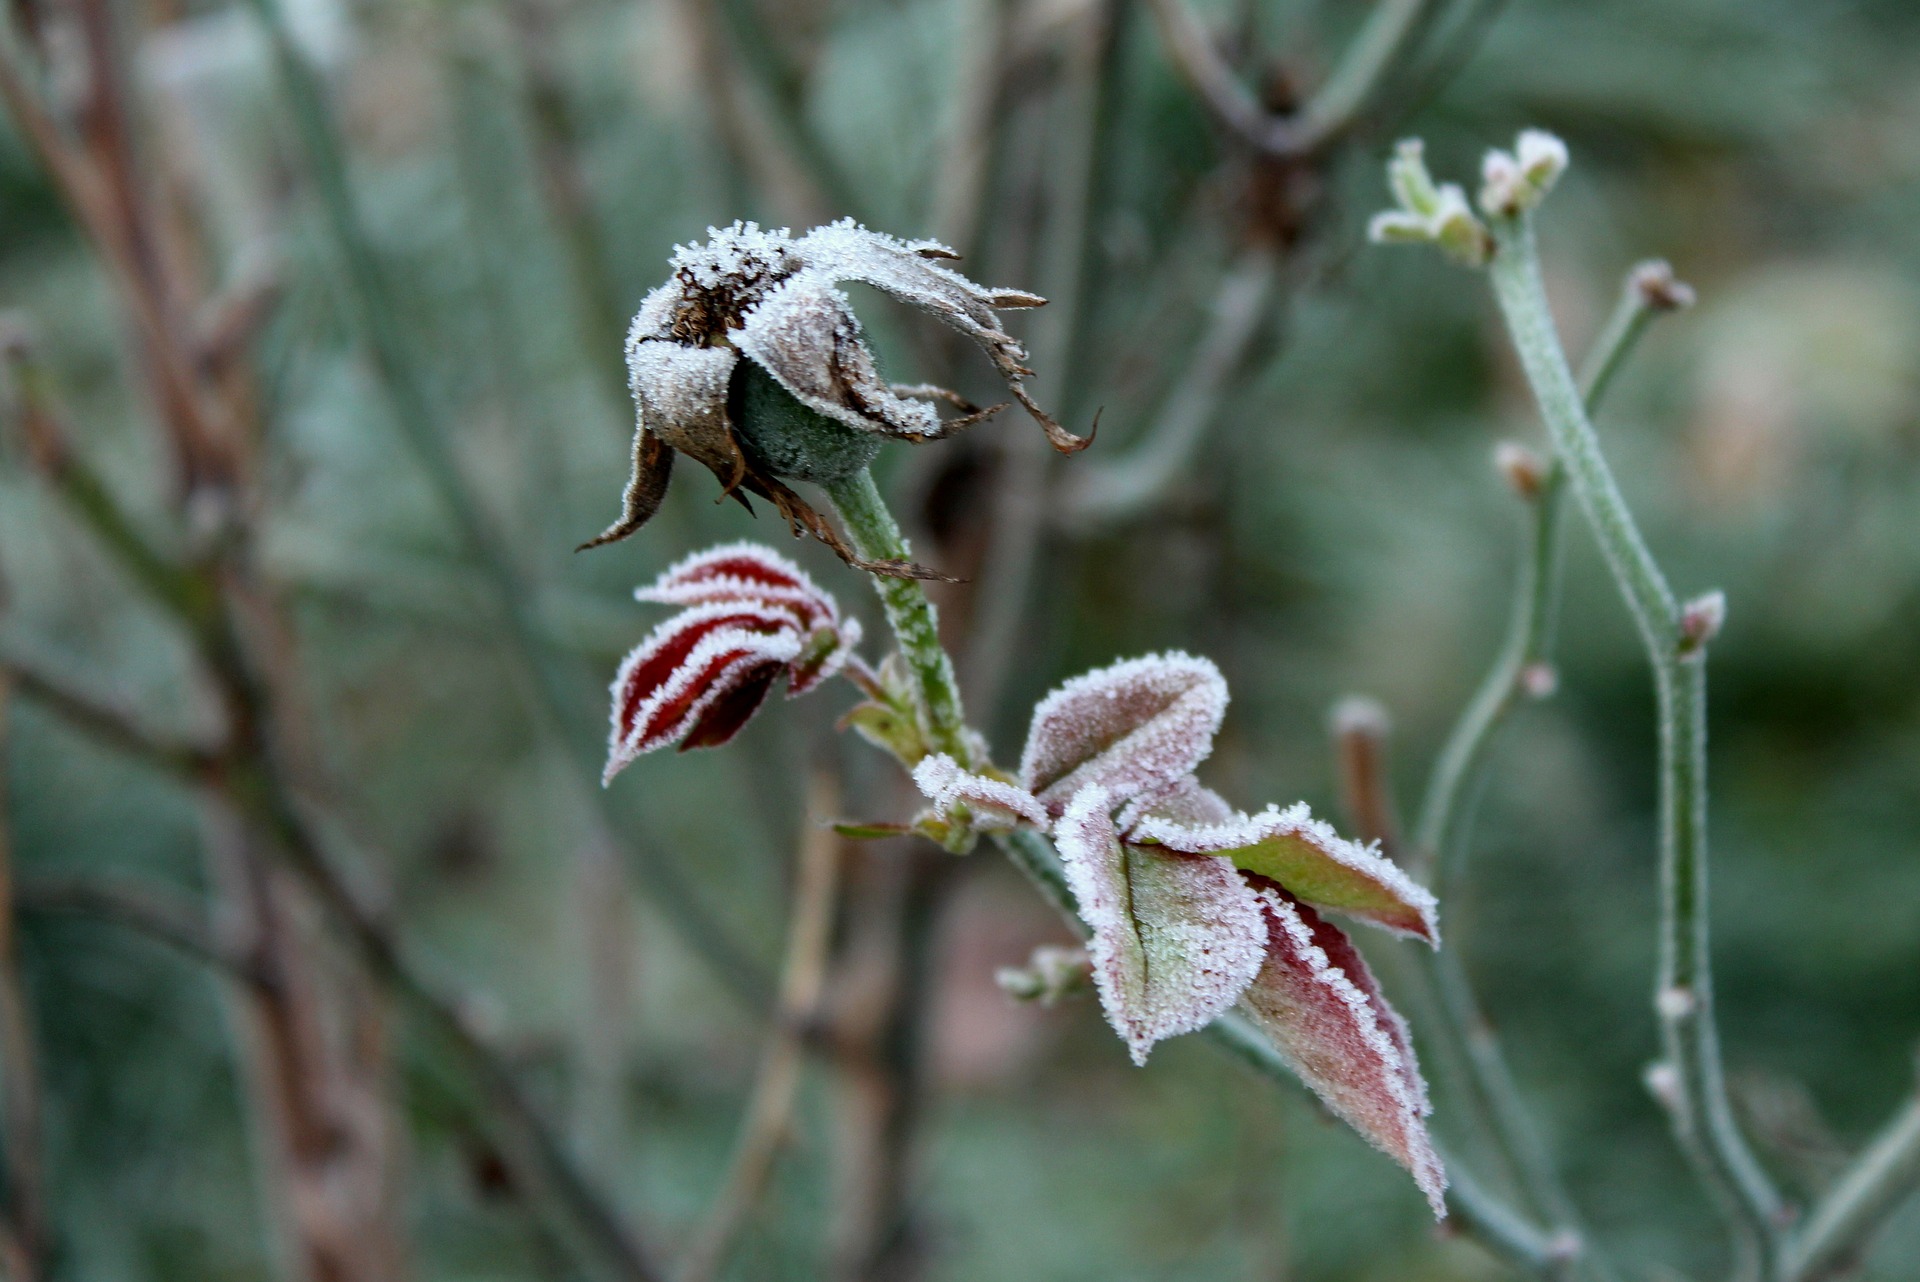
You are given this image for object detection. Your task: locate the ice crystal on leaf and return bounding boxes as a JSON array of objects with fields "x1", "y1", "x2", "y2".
[
  {"x1": 580, "y1": 220, "x2": 1086, "y2": 574},
  {"x1": 917, "y1": 652, "x2": 1447, "y2": 1212},
  {"x1": 605, "y1": 543, "x2": 860, "y2": 781}
]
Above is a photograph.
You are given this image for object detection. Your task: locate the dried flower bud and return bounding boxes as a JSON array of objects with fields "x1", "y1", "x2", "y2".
[
  {"x1": 1494, "y1": 441, "x2": 1549, "y2": 500},
  {"x1": 1479, "y1": 129, "x2": 1569, "y2": 217},
  {"x1": 604, "y1": 543, "x2": 861, "y2": 780},
  {"x1": 1630, "y1": 259, "x2": 1697, "y2": 313},
  {"x1": 1678, "y1": 590, "x2": 1727, "y2": 656},
  {"x1": 581, "y1": 220, "x2": 1084, "y2": 576}
]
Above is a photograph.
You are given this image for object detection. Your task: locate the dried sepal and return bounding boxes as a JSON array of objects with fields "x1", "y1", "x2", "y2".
[
  {"x1": 911, "y1": 753, "x2": 1047, "y2": 831},
  {"x1": 605, "y1": 543, "x2": 865, "y2": 780},
  {"x1": 1239, "y1": 885, "x2": 1446, "y2": 1217},
  {"x1": 1129, "y1": 799, "x2": 1438, "y2": 944},
  {"x1": 1019, "y1": 652, "x2": 1228, "y2": 815},
  {"x1": 1057, "y1": 786, "x2": 1267, "y2": 1066}
]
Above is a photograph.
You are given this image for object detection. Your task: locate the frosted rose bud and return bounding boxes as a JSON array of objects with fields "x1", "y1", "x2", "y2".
[
  {"x1": 604, "y1": 543, "x2": 861, "y2": 781},
  {"x1": 581, "y1": 220, "x2": 1086, "y2": 575}
]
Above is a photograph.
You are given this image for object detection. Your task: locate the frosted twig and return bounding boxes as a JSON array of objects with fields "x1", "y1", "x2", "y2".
[
  {"x1": 1486, "y1": 211, "x2": 1785, "y2": 1279},
  {"x1": 1786, "y1": 1090, "x2": 1920, "y2": 1280}
]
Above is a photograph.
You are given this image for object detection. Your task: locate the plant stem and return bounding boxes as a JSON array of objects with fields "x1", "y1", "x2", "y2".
[
  {"x1": 1487, "y1": 214, "x2": 1784, "y2": 1279},
  {"x1": 1786, "y1": 1093, "x2": 1920, "y2": 1280},
  {"x1": 821, "y1": 469, "x2": 971, "y2": 766}
]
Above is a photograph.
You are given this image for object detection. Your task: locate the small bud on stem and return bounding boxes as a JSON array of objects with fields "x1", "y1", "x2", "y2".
[
  {"x1": 1494, "y1": 441, "x2": 1549, "y2": 500},
  {"x1": 1629, "y1": 260, "x2": 1697, "y2": 313},
  {"x1": 1678, "y1": 590, "x2": 1727, "y2": 657}
]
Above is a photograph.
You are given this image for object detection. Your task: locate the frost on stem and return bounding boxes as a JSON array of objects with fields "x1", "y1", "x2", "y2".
[
  {"x1": 580, "y1": 220, "x2": 1086, "y2": 574},
  {"x1": 604, "y1": 542, "x2": 862, "y2": 780},
  {"x1": 908, "y1": 653, "x2": 1447, "y2": 1212}
]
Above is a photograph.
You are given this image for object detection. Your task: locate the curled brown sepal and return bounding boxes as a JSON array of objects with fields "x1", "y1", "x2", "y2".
[
  {"x1": 581, "y1": 220, "x2": 1086, "y2": 560},
  {"x1": 1239, "y1": 884, "x2": 1447, "y2": 1218},
  {"x1": 604, "y1": 543, "x2": 862, "y2": 781}
]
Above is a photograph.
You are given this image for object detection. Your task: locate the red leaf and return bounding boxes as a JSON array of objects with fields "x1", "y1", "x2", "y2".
[{"x1": 1239, "y1": 884, "x2": 1446, "y2": 1217}]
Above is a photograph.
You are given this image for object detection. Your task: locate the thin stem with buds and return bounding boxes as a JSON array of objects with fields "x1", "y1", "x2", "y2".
[{"x1": 1486, "y1": 213, "x2": 1785, "y2": 1279}]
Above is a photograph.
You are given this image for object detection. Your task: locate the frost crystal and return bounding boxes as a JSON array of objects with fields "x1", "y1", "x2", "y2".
[
  {"x1": 911, "y1": 753, "x2": 1048, "y2": 831},
  {"x1": 581, "y1": 220, "x2": 1085, "y2": 572},
  {"x1": 604, "y1": 543, "x2": 862, "y2": 779},
  {"x1": 1241, "y1": 886, "x2": 1447, "y2": 1218}
]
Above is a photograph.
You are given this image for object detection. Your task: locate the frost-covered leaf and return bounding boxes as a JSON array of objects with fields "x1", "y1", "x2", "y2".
[
  {"x1": 1019, "y1": 653, "x2": 1228, "y2": 815},
  {"x1": 911, "y1": 753, "x2": 1047, "y2": 830},
  {"x1": 1056, "y1": 786, "x2": 1266, "y2": 1065},
  {"x1": 635, "y1": 542, "x2": 861, "y2": 693},
  {"x1": 606, "y1": 544, "x2": 870, "y2": 779},
  {"x1": 606, "y1": 601, "x2": 804, "y2": 779},
  {"x1": 1130, "y1": 800, "x2": 1438, "y2": 943},
  {"x1": 1240, "y1": 885, "x2": 1446, "y2": 1217}
]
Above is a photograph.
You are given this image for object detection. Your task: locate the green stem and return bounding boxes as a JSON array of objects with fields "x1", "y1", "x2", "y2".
[
  {"x1": 1487, "y1": 214, "x2": 1784, "y2": 1279},
  {"x1": 1402, "y1": 265, "x2": 1675, "y2": 1253},
  {"x1": 1786, "y1": 1093, "x2": 1920, "y2": 1280},
  {"x1": 821, "y1": 469, "x2": 972, "y2": 766}
]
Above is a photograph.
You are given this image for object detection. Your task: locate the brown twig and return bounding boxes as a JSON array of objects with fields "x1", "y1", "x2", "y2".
[
  {"x1": 0, "y1": 680, "x2": 46, "y2": 1282},
  {"x1": 678, "y1": 772, "x2": 845, "y2": 1282}
]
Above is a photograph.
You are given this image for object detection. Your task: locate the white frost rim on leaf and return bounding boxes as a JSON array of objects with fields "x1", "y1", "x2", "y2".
[
  {"x1": 1129, "y1": 800, "x2": 1439, "y2": 943},
  {"x1": 605, "y1": 617, "x2": 802, "y2": 780},
  {"x1": 1018, "y1": 651, "x2": 1229, "y2": 807},
  {"x1": 1252, "y1": 888, "x2": 1447, "y2": 1218}
]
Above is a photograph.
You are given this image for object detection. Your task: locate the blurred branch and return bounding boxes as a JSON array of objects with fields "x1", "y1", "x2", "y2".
[
  {"x1": 0, "y1": 647, "x2": 221, "y2": 780},
  {"x1": 1060, "y1": 241, "x2": 1280, "y2": 523},
  {"x1": 14, "y1": 871, "x2": 264, "y2": 988},
  {"x1": 237, "y1": 0, "x2": 774, "y2": 1014},
  {"x1": 963, "y1": 0, "x2": 1114, "y2": 717},
  {"x1": 1487, "y1": 213, "x2": 1785, "y2": 1278},
  {"x1": 679, "y1": 774, "x2": 844, "y2": 1282},
  {"x1": 6, "y1": 364, "x2": 668, "y2": 1282},
  {"x1": 926, "y1": 0, "x2": 1011, "y2": 254},
  {"x1": 1144, "y1": 0, "x2": 1440, "y2": 158},
  {"x1": 1786, "y1": 1087, "x2": 1920, "y2": 1280},
  {"x1": 0, "y1": 682, "x2": 46, "y2": 1282}
]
